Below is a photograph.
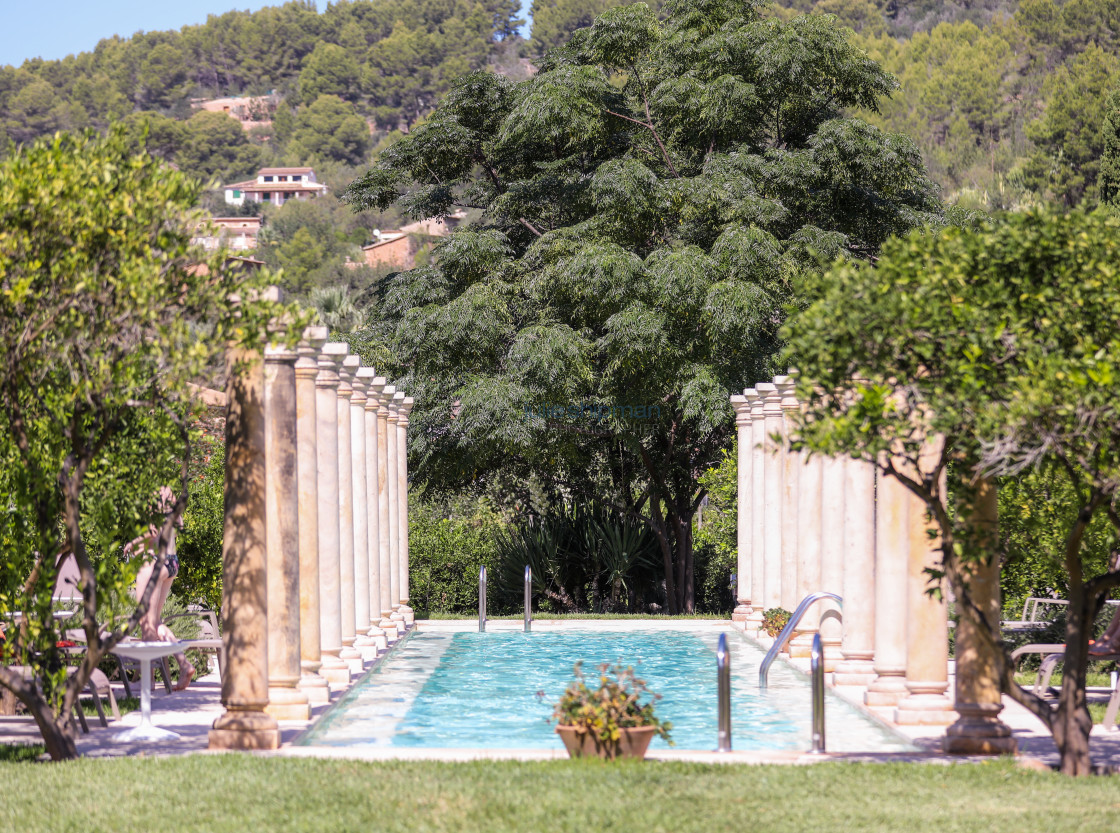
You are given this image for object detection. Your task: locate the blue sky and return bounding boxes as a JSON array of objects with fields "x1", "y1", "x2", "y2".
[{"x1": 0, "y1": 1, "x2": 532, "y2": 67}]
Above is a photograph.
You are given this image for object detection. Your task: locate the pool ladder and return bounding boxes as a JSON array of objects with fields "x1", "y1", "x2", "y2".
[{"x1": 756, "y1": 592, "x2": 842, "y2": 755}]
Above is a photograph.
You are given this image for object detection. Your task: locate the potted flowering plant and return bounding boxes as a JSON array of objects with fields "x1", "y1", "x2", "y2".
[{"x1": 550, "y1": 662, "x2": 672, "y2": 760}]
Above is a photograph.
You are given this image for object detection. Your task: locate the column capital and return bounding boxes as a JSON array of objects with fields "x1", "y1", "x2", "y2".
[
  {"x1": 398, "y1": 395, "x2": 415, "y2": 426},
  {"x1": 730, "y1": 394, "x2": 752, "y2": 426},
  {"x1": 264, "y1": 340, "x2": 299, "y2": 363},
  {"x1": 338, "y1": 355, "x2": 359, "y2": 397},
  {"x1": 375, "y1": 384, "x2": 397, "y2": 410},
  {"x1": 296, "y1": 326, "x2": 329, "y2": 380},
  {"x1": 774, "y1": 374, "x2": 799, "y2": 412},
  {"x1": 758, "y1": 382, "x2": 782, "y2": 416},
  {"x1": 746, "y1": 388, "x2": 764, "y2": 419},
  {"x1": 316, "y1": 342, "x2": 348, "y2": 388},
  {"x1": 351, "y1": 366, "x2": 373, "y2": 403},
  {"x1": 365, "y1": 375, "x2": 388, "y2": 411},
  {"x1": 389, "y1": 391, "x2": 405, "y2": 424}
]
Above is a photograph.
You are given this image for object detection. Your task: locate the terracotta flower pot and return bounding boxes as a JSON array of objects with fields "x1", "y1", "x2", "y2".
[{"x1": 555, "y1": 724, "x2": 657, "y2": 760}]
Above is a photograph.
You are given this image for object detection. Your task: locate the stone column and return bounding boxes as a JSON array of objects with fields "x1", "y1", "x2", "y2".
[
  {"x1": 833, "y1": 458, "x2": 877, "y2": 686},
  {"x1": 336, "y1": 356, "x2": 362, "y2": 673},
  {"x1": 263, "y1": 341, "x2": 311, "y2": 721},
  {"x1": 315, "y1": 343, "x2": 350, "y2": 687},
  {"x1": 397, "y1": 394, "x2": 415, "y2": 625},
  {"x1": 387, "y1": 392, "x2": 404, "y2": 632},
  {"x1": 818, "y1": 454, "x2": 845, "y2": 669},
  {"x1": 776, "y1": 376, "x2": 799, "y2": 620},
  {"x1": 896, "y1": 489, "x2": 955, "y2": 725},
  {"x1": 210, "y1": 347, "x2": 280, "y2": 750},
  {"x1": 746, "y1": 389, "x2": 766, "y2": 634},
  {"x1": 730, "y1": 393, "x2": 753, "y2": 623},
  {"x1": 349, "y1": 367, "x2": 377, "y2": 662},
  {"x1": 790, "y1": 453, "x2": 823, "y2": 658},
  {"x1": 758, "y1": 382, "x2": 783, "y2": 645},
  {"x1": 864, "y1": 470, "x2": 910, "y2": 707},
  {"x1": 295, "y1": 327, "x2": 329, "y2": 705},
  {"x1": 946, "y1": 478, "x2": 1017, "y2": 754},
  {"x1": 363, "y1": 372, "x2": 390, "y2": 649},
  {"x1": 376, "y1": 385, "x2": 398, "y2": 642}
]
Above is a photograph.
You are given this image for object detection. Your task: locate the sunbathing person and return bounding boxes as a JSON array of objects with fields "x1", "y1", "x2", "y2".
[
  {"x1": 1089, "y1": 605, "x2": 1120, "y2": 656},
  {"x1": 130, "y1": 487, "x2": 195, "y2": 691}
]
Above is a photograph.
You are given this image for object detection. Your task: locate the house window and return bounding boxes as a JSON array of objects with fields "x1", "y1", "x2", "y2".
[
  {"x1": 285, "y1": 192, "x2": 294, "y2": 200},
  {"x1": 293, "y1": 175, "x2": 302, "y2": 181},
  {"x1": 232, "y1": 189, "x2": 241, "y2": 199},
  {"x1": 279, "y1": 175, "x2": 288, "y2": 182},
  {"x1": 263, "y1": 175, "x2": 273, "y2": 182}
]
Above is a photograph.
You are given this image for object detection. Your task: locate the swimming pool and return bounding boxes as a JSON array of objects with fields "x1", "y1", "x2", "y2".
[{"x1": 298, "y1": 626, "x2": 913, "y2": 753}]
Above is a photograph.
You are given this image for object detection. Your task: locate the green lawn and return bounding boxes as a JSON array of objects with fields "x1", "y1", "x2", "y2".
[{"x1": 1, "y1": 755, "x2": 1119, "y2": 832}]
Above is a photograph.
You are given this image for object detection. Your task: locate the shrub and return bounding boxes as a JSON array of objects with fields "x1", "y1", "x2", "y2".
[{"x1": 761, "y1": 608, "x2": 792, "y2": 638}]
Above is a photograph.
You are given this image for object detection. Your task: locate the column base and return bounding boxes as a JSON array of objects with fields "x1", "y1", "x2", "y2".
[
  {"x1": 319, "y1": 652, "x2": 351, "y2": 686},
  {"x1": 380, "y1": 616, "x2": 400, "y2": 643},
  {"x1": 390, "y1": 611, "x2": 405, "y2": 636},
  {"x1": 821, "y1": 639, "x2": 843, "y2": 673},
  {"x1": 744, "y1": 611, "x2": 764, "y2": 638},
  {"x1": 298, "y1": 672, "x2": 331, "y2": 705},
  {"x1": 264, "y1": 686, "x2": 311, "y2": 721},
  {"x1": 209, "y1": 709, "x2": 280, "y2": 751},
  {"x1": 400, "y1": 604, "x2": 415, "y2": 626},
  {"x1": 788, "y1": 630, "x2": 818, "y2": 658},
  {"x1": 894, "y1": 686, "x2": 957, "y2": 726},
  {"x1": 339, "y1": 645, "x2": 364, "y2": 674},
  {"x1": 732, "y1": 604, "x2": 752, "y2": 623},
  {"x1": 944, "y1": 702, "x2": 1018, "y2": 755},
  {"x1": 366, "y1": 627, "x2": 389, "y2": 651},
  {"x1": 833, "y1": 656, "x2": 876, "y2": 687},
  {"x1": 354, "y1": 635, "x2": 381, "y2": 662},
  {"x1": 864, "y1": 671, "x2": 908, "y2": 707}
]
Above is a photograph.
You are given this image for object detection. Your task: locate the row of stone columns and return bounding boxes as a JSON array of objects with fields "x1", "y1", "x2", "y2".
[
  {"x1": 210, "y1": 326, "x2": 416, "y2": 749},
  {"x1": 730, "y1": 376, "x2": 954, "y2": 726}
]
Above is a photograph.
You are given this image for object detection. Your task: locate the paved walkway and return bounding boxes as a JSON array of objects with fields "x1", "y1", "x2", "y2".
[{"x1": 3, "y1": 619, "x2": 1119, "y2": 769}]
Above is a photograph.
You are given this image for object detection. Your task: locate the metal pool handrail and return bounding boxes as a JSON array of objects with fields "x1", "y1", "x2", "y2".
[
  {"x1": 758, "y1": 592, "x2": 842, "y2": 688},
  {"x1": 524, "y1": 565, "x2": 532, "y2": 633},
  {"x1": 717, "y1": 633, "x2": 731, "y2": 752},
  {"x1": 479, "y1": 565, "x2": 487, "y2": 632},
  {"x1": 810, "y1": 632, "x2": 826, "y2": 753}
]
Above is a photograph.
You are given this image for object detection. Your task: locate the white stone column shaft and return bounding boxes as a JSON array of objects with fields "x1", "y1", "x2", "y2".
[
  {"x1": 758, "y1": 382, "x2": 783, "y2": 644},
  {"x1": 295, "y1": 327, "x2": 329, "y2": 704},
  {"x1": 349, "y1": 367, "x2": 375, "y2": 662},
  {"x1": 865, "y1": 469, "x2": 910, "y2": 707},
  {"x1": 387, "y1": 395, "x2": 403, "y2": 631},
  {"x1": 336, "y1": 356, "x2": 362, "y2": 672},
  {"x1": 264, "y1": 341, "x2": 310, "y2": 721},
  {"x1": 747, "y1": 390, "x2": 765, "y2": 632},
  {"x1": 818, "y1": 454, "x2": 846, "y2": 668},
  {"x1": 363, "y1": 373, "x2": 389, "y2": 648},
  {"x1": 790, "y1": 453, "x2": 823, "y2": 658},
  {"x1": 731, "y1": 394, "x2": 753, "y2": 623},
  {"x1": 776, "y1": 376, "x2": 799, "y2": 617},
  {"x1": 315, "y1": 343, "x2": 350, "y2": 687},
  {"x1": 833, "y1": 458, "x2": 877, "y2": 686},
  {"x1": 397, "y1": 394, "x2": 415, "y2": 625},
  {"x1": 376, "y1": 385, "x2": 398, "y2": 641}
]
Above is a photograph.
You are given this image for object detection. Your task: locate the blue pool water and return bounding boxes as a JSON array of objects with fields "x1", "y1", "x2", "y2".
[{"x1": 299, "y1": 629, "x2": 913, "y2": 752}]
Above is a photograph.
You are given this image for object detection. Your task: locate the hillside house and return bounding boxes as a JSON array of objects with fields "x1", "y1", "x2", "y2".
[
  {"x1": 192, "y1": 92, "x2": 279, "y2": 131},
  {"x1": 223, "y1": 167, "x2": 328, "y2": 207},
  {"x1": 354, "y1": 230, "x2": 414, "y2": 270},
  {"x1": 191, "y1": 217, "x2": 261, "y2": 252}
]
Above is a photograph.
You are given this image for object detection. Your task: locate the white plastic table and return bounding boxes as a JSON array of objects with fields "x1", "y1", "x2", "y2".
[{"x1": 111, "y1": 641, "x2": 186, "y2": 742}]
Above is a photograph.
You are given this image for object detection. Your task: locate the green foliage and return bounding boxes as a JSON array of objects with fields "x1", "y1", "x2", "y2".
[
  {"x1": 694, "y1": 450, "x2": 737, "y2": 614},
  {"x1": 761, "y1": 607, "x2": 791, "y2": 638},
  {"x1": 174, "y1": 437, "x2": 226, "y2": 613},
  {"x1": 287, "y1": 94, "x2": 372, "y2": 166},
  {"x1": 1098, "y1": 85, "x2": 1120, "y2": 209},
  {"x1": 299, "y1": 43, "x2": 361, "y2": 105},
  {"x1": 345, "y1": 0, "x2": 942, "y2": 613},
  {"x1": 0, "y1": 128, "x2": 295, "y2": 759},
  {"x1": 784, "y1": 207, "x2": 1120, "y2": 774},
  {"x1": 550, "y1": 662, "x2": 672, "y2": 747},
  {"x1": 407, "y1": 495, "x2": 504, "y2": 617}
]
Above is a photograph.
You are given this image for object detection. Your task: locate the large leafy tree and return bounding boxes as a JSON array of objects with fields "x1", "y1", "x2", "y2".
[
  {"x1": 0, "y1": 130, "x2": 287, "y2": 760},
  {"x1": 344, "y1": 0, "x2": 942, "y2": 612},
  {"x1": 784, "y1": 209, "x2": 1120, "y2": 776}
]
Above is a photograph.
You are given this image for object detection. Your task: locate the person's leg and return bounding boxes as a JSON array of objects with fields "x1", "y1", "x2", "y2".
[
  {"x1": 134, "y1": 560, "x2": 160, "y2": 641},
  {"x1": 153, "y1": 572, "x2": 195, "y2": 691},
  {"x1": 1089, "y1": 606, "x2": 1120, "y2": 654}
]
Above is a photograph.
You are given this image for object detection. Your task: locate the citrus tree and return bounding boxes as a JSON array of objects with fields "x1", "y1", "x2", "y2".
[
  {"x1": 784, "y1": 208, "x2": 1120, "y2": 775},
  {"x1": 0, "y1": 129, "x2": 286, "y2": 760}
]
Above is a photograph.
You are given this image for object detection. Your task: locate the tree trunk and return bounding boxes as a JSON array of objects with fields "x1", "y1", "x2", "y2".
[
  {"x1": 27, "y1": 694, "x2": 78, "y2": 761},
  {"x1": 651, "y1": 499, "x2": 679, "y2": 614},
  {"x1": 1056, "y1": 590, "x2": 1094, "y2": 775}
]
